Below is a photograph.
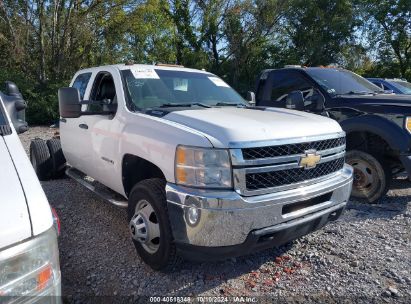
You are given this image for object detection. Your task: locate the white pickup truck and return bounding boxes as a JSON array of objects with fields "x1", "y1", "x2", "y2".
[
  {"x1": 0, "y1": 82, "x2": 61, "y2": 299},
  {"x1": 31, "y1": 64, "x2": 353, "y2": 270}
]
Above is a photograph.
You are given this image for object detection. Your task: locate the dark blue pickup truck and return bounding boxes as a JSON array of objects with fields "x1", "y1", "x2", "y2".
[
  {"x1": 252, "y1": 66, "x2": 411, "y2": 202},
  {"x1": 367, "y1": 78, "x2": 411, "y2": 95}
]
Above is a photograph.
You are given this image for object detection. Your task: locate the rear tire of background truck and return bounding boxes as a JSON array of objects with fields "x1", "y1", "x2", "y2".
[
  {"x1": 30, "y1": 139, "x2": 52, "y2": 181},
  {"x1": 127, "y1": 178, "x2": 180, "y2": 271},
  {"x1": 346, "y1": 150, "x2": 391, "y2": 203},
  {"x1": 46, "y1": 138, "x2": 66, "y2": 178}
]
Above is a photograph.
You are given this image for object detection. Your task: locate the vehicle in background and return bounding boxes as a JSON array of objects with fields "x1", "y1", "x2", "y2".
[
  {"x1": 0, "y1": 82, "x2": 61, "y2": 301},
  {"x1": 252, "y1": 66, "x2": 411, "y2": 203},
  {"x1": 30, "y1": 63, "x2": 352, "y2": 270},
  {"x1": 367, "y1": 78, "x2": 411, "y2": 95}
]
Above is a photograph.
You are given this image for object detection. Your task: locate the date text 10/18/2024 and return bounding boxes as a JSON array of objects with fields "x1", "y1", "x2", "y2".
[{"x1": 149, "y1": 297, "x2": 258, "y2": 303}]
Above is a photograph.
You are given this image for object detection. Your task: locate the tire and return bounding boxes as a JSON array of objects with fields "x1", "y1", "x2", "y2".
[
  {"x1": 30, "y1": 139, "x2": 52, "y2": 181},
  {"x1": 127, "y1": 178, "x2": 180, "y2": 271},
  {"x1": 346, "y1": 150, "x2": 391, "y2": 203},
  {"x1": 46, "y1": 138, "x2": 66, "y2": 178}
]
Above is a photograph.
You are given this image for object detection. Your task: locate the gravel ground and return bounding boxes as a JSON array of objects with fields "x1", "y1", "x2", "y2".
[{"x1": 20, "y1": 127, "x2": 411, "y2": 303}]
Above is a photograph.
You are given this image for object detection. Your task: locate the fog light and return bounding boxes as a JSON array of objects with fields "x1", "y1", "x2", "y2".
[
  {"x1": 184, "y1": 204, "x2": 201, "y2": 227},
  {"x1": 187, "y1": 207, "x2": 199, "y2": 224}
]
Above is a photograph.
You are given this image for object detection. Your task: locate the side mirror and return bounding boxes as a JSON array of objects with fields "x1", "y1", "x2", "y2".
[
  {"x1": 311, "y1": 89, "x2": 326, "y2": 111},
  {"x1": 4, "y1": 81, "x2": 21, "y2": 96},
  {"x1": 246, "y1": 91, "x2": 256, "y2": 105},
  {"x1": 2, "y1": 81, "x2": 28, "y2": 134},
  {"x1": 286, "y1": 91, "x2": 304, "y2": 110},
  {"x1": 58, "y1": 87, "x2": 81, "y2": 118},
  {"x1": 17, "y1": 124, "x2": 28, "y2": 134}
]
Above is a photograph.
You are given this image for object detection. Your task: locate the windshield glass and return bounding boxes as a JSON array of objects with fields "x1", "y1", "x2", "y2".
[
  {"x1": 0, "y1": 101, "x2": 8, "y2": 125},
  {"x1": 306, "y1": 69, "x2": 383, "y2": 96},
  {"x1": 121, "y1": 68, "x2": 247, "y2": 109},
  {"x1": 390, "y1": 80, "x2": 411, "y2": 94}
]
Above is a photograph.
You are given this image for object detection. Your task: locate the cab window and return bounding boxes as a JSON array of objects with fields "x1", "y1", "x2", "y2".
[
  {"x1": 86, "y1": 72, "x2": 117, "y2": 114},
  {"x1": 271, "y1": 72, "x2": 312, "y2": 102},
  {"x1": 72, "y1": 73, "x2": 92, "y2": 100}
]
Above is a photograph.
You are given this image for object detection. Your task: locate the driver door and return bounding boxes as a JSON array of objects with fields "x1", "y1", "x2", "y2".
[
  {"x1": 269, "y1": 71, "x2": 315, "y2": 107},
  {"x1": 60, "y1": 72, "x2": 93, "y2": 171},
  {"x1": 75, "y1": 71, "x2": 119, "y2": 183}
]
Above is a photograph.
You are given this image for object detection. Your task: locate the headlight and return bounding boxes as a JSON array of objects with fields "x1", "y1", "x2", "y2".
[
  {"x1": 0, "y1": 228, "x2": 60, "y2": 297},
  {"x1": 175, "y1": 146, "x2": 232, "y2": 188},
  {"x1": 406, "y1": 117, "x2": 411, "y2": 134}
]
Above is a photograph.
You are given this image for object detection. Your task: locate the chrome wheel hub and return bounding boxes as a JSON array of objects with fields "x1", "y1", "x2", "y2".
[{"x1": 129, "y1": 200, "x2": 160, "y2": 254}]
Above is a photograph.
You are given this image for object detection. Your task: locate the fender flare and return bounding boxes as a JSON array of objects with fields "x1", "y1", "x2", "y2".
[
  {"x1": 121, "y1": 154, "x2": 166, "y2": 197},
  {"x1": 340, "y1": 115, "x2": 409, "y2": 152}
]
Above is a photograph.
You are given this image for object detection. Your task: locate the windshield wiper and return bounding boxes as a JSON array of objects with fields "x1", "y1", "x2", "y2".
[
  {"x1": 335, "y1": 91, "x2": 372, "y2": 96},
  {"x1": 158, "y1": 103, "x2": 211, "y2": 108},
  {"x1": 192, "y1": 103, "x2": 211, "y2": 108},
  {"x1": 373, "y1": 90, "x2": 385, "y2": 94},
  {"x1": 215, "y1": 102, "x2": 246, "y2": 107}
]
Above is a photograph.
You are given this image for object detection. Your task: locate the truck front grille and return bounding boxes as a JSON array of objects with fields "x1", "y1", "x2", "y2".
[
  {"x1": 242, "y1": 137, "x2": 345, "y2": 160},
  {"x1": 231, "y1": 133, "x2": 346, "y2": 196},
  {"x1": 245, "y1": 157, "x2": 345, "y2": 190}
]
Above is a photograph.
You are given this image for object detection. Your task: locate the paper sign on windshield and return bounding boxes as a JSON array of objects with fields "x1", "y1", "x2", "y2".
[
  {"x1": 208, "y1": 77, "x2": 230, "y2": 87},
  {"x1": 173, "y1": 78, "x2": 188, "y2": 91},
  {"x1": 130, "y1": 68, "x2": 160, "y2": 79}
]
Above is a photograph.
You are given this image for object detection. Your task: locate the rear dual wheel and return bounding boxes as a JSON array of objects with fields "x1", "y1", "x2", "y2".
[
  {"x1": 30, "y1": 139, "x2": 52, "y2": 181},
  {"x1": 30, "y1": 138, "x2": 66, "y2": 180},
  {"x1": 46, "y1": 138, "x2": 66, "y2": 178}
]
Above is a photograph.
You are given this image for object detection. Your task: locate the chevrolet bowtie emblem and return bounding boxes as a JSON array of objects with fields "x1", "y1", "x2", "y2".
[{"x1": 299, "y1": 150, "x2": 321, "y2": 169}]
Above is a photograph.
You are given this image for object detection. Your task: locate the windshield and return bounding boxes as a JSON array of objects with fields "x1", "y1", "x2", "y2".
[
  {"x1": 390, "y1": 80, "x2": 411, "y2": 94},
  {"x1": 306, "y1": 69, "x2": 383, "y2": 96},
  {"x1": 121, "y1": 68, "x2": 247, "y2": 109},
  {"x1": 0, "y1": 101, "x2": 8, "y2": 125}
]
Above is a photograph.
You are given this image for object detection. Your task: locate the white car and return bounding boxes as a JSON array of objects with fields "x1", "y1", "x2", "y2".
[
  {"x1": 0, "y1": 83, "x2": 61, "y2": 300},
  {"x1": 31, "y1": 63, "x2": 353, "y2": 270}
]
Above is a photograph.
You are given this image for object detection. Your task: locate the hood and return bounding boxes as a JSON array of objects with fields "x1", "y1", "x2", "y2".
[
  {"x1": 333, "y1": 94, "x2": 411, "y2": 115},
  {"x1": 336, "y1": 93, "x2": 411, "y2": 106},
  {"x1": 0, "y1": 137, "x2": 32, "y2": 250},
  {"x1": 2, "y1": 132, "x2": 53, "y2": 238},
  {"x1": 162, "y1": 107, "x2": 342, "y2": 148}
]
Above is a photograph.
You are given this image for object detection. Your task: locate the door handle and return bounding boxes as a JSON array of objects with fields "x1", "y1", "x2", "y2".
[{"x1": 79, "y1": 124, "x2": 88, "y2": 129}]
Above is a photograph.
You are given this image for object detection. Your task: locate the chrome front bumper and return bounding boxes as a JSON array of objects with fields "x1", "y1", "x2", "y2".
[{"x1": 166, "y1": 164, "x2": 353, "y2": 248}]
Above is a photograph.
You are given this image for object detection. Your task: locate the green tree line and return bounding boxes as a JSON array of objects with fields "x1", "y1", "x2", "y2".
[{"x1": 0, "y1": 0, "x2": 410, "y2": 124}]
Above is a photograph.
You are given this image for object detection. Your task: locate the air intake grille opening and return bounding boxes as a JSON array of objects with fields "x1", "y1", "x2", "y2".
[
  {"x1": 242, "y1": 137, "x2": 345, "y2": 160},
  {"x1": 245, "y1": 158, "x2": 345, "y2": 190},
  {"x1": 282, "y1": 192, "x2": 333, "y2": 215}
]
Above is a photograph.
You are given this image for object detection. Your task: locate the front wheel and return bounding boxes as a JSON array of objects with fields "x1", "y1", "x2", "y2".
[
  {"x1": 346, "y1": 150, "x2": 391, "y2": 203},
  {"x1": 127, "y1": 178, "x2": 179, "y2": 271}
]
